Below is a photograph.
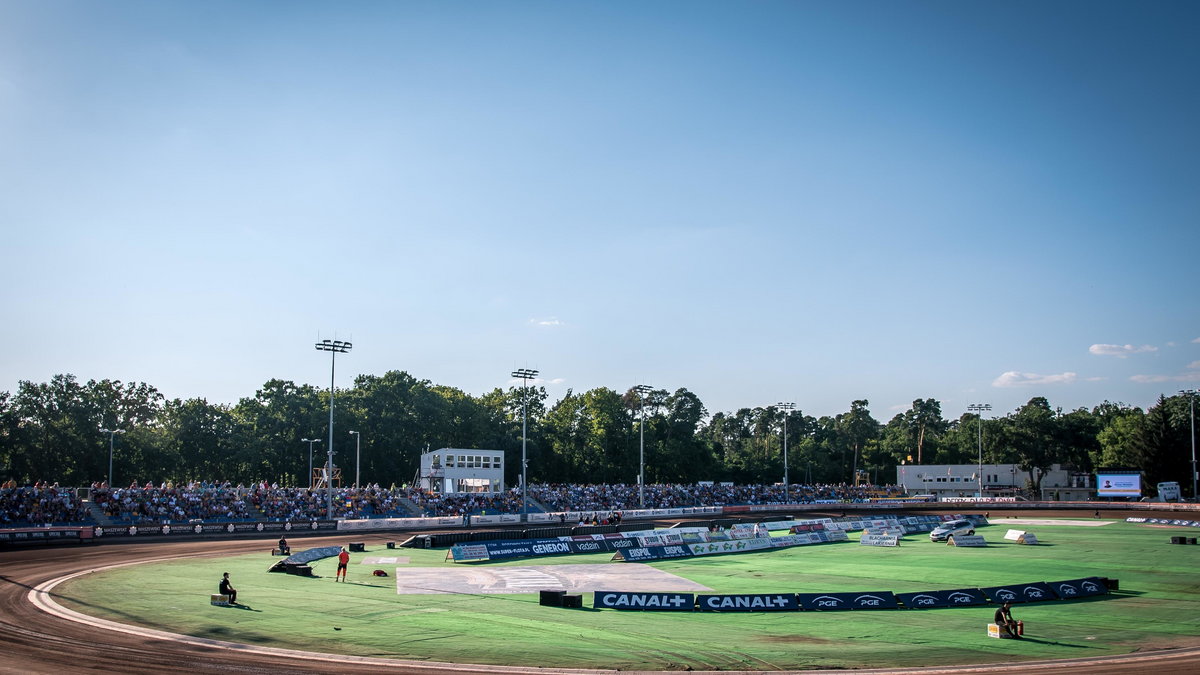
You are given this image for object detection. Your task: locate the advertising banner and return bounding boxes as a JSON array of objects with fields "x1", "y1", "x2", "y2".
[
  {"x1": 567, "y1": 539, "x2": 609, "y2": 554},
  {"x1": 1049, "y1": 578, "x2": 1107, "y2": 599},
  {"x1": 696, "y1": 594, "x2": 799, "y2": 612},
  {"x1": 594, "y1": 591, "x2": 695, "y2": 611},
  {"x1": 797, "y1": 593, "x2": 857, "y2": 610},
  {"x1": 459, "y1": 538, "x2": 573, "y2": 561},
  {"x1": 449, "y1": 544, "x2": 491, "y2": 562},
  {"x1": 617, "y1": 544, "x2": 693, "y2": 562},
  {"x1": 1097, "y1": 472, "x2": 1142, "y2": 498},
  {"x1": 860, "y1": 534, "x2": 900, "y2": 547},
  {"x1": 980, "y1": 582, "x2": 1058, "y2": 604},
  {"x1": 844, "y1": 591, "x2": 899, "y2": 609},
  {"x1": 897, "y1": 588, "x2": 987, "y2": 608}
]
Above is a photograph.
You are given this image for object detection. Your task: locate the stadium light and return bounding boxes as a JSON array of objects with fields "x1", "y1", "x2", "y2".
[
  {"x1": 316, "y1": 338, "x2": 352, "y2": 520},
  {"x1": 302, "y1": 438, "x2": 322, "y2": 488},
  {"x1": 967, "y1": 404, "x2": 992, "y2": 499},
  {"x1": 1181, "y1": 390, "x2": 1198, "y2": 500},
  {"x1": 511, "y1": 368, "x2": 539, "y2": 519},
  {"x1": 99, "y1": 428, "x2": 124, "y2": 488},
  {"x1": 778, "y1": 402, "x2": 795, "y2": 502},
  {"x1": 349, "y1": 430, "x2": 361, "y2": 489},
  {"x1": 634, "y1": 385, "x2": 653, "y2": 508}
]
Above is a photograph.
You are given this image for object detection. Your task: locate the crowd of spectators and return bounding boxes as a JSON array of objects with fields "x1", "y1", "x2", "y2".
[
  {"x1": 0, "y1": 479, "x2": 908, "y2": 526},
  {"x1": 527, "y1": 482, "x2": 906, "y2": 512},
  {"x1": 92, "y1": 482, "x2": 253, "y2": 523},
  {"x1": 0, "y1": 483, "x2": 91, "y2": 525},
  {"x1": 402, "y1": 488, "x2": 525, "y2": 517}
]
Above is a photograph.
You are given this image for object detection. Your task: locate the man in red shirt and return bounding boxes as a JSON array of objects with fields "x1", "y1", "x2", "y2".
[{"x1": 336, "y1": 547, "x2": 350, "y2": 582}]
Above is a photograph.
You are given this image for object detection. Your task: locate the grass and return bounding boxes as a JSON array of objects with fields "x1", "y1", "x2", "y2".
[{"x1": 55, "y1": 520, "x2": 1200, "y2": 671}]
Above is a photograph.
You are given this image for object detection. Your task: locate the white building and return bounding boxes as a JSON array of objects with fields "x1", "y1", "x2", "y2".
[
  {"x1": 418, "y1": 448, "x2": 505, "y2": 494},
  {"x1": 895, "y1": 463, "x2": 1093, "y2": 501}
]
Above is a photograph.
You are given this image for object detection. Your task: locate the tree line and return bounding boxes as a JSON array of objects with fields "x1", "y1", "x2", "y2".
[{"x1": 0, "y1": 373, "x2": 1194, "y2": 497}]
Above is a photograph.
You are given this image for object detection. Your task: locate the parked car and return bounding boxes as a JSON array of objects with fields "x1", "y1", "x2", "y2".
[{"x1": 929, "y1": 519, "x2": 975, "y2": 542}]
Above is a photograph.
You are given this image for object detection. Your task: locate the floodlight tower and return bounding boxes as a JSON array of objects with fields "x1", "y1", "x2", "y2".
[
  {"x1": 1181, "y1": 390, "x2": 1198, "y2": 500},
  {"x1": 349, "y1": 430, "x2": 361, "y2": 489},
  {"x1": 634, "y1": 385, "x2": 653, "y2": 508},
  {"x1": 316, "y1": 338, "x2": 352, "y2": 520},
  {"x1": 511, "y1": 368, "x2": 539, "y2": 519},
  {"x1": 99, "y1": 428, "x2": 124, "y2": 487},
  {"x1": 778, "y1": 402, "x2": 795, "y2": 502},
  {"x1": 302, "y1": 438, "x2": 322, "y2": 488},
  {"x1": 967, "y1": 404, "x2": 992, "y2": 499}
]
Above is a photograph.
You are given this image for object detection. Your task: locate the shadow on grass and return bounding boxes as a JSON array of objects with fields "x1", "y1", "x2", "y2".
[
  {"x1": 1010, "y1": 636, "x2": 1091, "y2": 648},
  {"x1": 224, "y1": 602, "x2": 262, "y2": 612}
]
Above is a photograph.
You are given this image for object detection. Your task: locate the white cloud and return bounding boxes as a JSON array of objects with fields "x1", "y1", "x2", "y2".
[
  {"x1": 992, "y1": 371, "x2": 1078, "y2": 388},
  {"x1": 1189, "y1": 361, "x2": 1200, "y2": 370},
  {"x1": 1085, "y1": 376, "x2": 1107, "y2": 382},
  {"x1": 1089, "y1": 343, "x2": 1158, "y2": 358},
  {"x1": 530, "y1": 318, "x2": 562, "y2": 327},
  {"x1": 1130, "y1": 372, "x2": 1200, "y2": 384},
  {"x1": 1193, "y1": 337, "x2": 1200, "y2": 344}
]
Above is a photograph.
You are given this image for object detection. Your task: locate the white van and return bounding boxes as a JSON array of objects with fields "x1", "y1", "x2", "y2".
[{"x1": 1157, "y1": 482, "x2": 1181, "y2": 502}]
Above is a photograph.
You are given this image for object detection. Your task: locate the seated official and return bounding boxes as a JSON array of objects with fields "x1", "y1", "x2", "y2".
[
  {"x1": 993, "y1": 601, "x2": 1020, "y2": 638},
  {"x1": 218, "y1": 572, "x2": 237, "y2": 604}
]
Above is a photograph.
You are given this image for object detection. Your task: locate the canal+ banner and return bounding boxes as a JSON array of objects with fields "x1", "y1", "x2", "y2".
[
  {"x1": 696, "y1": 594, "x2": 799, "y2": 612},
  {"x1": 594, "y1": 591, "x2": 696, "y2": 611}
]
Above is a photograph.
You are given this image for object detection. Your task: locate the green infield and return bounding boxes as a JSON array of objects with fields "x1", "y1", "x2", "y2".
[{"x1": 55, "y1": 520, "x2": 1200, "y2": 671}]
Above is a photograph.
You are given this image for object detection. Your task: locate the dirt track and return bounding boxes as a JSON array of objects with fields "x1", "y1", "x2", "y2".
[{"x1": 3, "y1": 509, "x2": 1199, "y2": 675}]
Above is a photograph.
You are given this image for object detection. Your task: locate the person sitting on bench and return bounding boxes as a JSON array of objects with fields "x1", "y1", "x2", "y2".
[
  {"x1": 277, "y1": 536, "x2": 290, "y2": 556},
  {"x1": 994, "y1": 601, "x2": 1020, "y2": 638}
]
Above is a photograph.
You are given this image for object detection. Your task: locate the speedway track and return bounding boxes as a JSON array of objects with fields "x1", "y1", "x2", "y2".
[{"x1": 3, "y1": 510, "x2": 1199, "y2": 675}]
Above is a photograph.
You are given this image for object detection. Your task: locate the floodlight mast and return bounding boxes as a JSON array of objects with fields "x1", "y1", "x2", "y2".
[
  {"x1": 99, "y1": 428, "x2": 125, "y2": 487},
  {"x1": 634, "y1": 385, "x2": 653, "y2": 508},
  {"x1": 511, "y1": 368, "x2": 539, "y2": 520},
  {"x1": 778, "y1": 402, "x2": 795, "y2": 502},
  {"x1": 316, "y1": 339, "x2": 352, "y2": 520},
  {"x1": 1181, "y1": 390, "x2": 1198, "y2": 501},
  {"x1": 967, "y1": 404, "x2": 992, "y2": 499},
  {"x1": 302, "y1": 438, "x2": 322, "y2": 488},
  {"x1": 349, "y1": 430, "x2": 361, "y2": 489}
]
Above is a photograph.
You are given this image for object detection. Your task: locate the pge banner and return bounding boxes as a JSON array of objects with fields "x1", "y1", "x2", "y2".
[
  {"x1": 1050, "y1": 578, "x2": 1107, "y2": 599},
  {"x1": 796, "y1": 593, "x2": 858, "y2": 610},
  {"x1": 980, "y1": 582, "x2": 1058, "y2": 604},
  {"x1": 897, "y1": 588, "x2": 987, "y2": 609},
  {"x1": 594, "y1": 591, "x2": 695, "y2": 611},
  {"x1": 1097, "y1": 472, "x2": 1142, "y2": 498},
  {"x1": 696, "y1": 594, "x2": 799, "y2": 612},
  {"x1": 844, "y1": 591, "x2": 899, "y2": 609}
]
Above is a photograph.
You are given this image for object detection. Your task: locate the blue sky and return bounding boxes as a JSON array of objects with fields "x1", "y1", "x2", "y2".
[{"x1": 1, "y1": 1, "x2": 1197, "y2": 421}]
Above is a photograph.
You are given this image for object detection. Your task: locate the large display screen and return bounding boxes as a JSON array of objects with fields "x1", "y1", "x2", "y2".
[{"x1": 1096, "y1": 473, "x2": 1142, "y2": 498}]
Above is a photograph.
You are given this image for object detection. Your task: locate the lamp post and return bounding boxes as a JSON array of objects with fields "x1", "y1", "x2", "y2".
[
  {"x1": 316, "y1": 339, "x2": 352, "y2": 520},
  {"x1": 511, "y1": 368, "x2": 539, "y2": 519},
  {"x1": 1181, "y1": 390, "x2": 1198, "y2": 500},
  {"x1": 967, "y1": 404, "x2": 991, "y2": 499},
  {"x1": 99, "y1": 428, "x2": 124, "y2": 487},
  {"x1": 302, "y1": 438, "x2": 322, "y2": 488},
  {"x1": 777, "y1": 402, "x2": 795, "y2": 502},
  {"x1": 634, "y1": 385, "x2": 653, "y2": 509},
  {"x1": 349, "y1": 430, "x2": 361, "y2": 489}
]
